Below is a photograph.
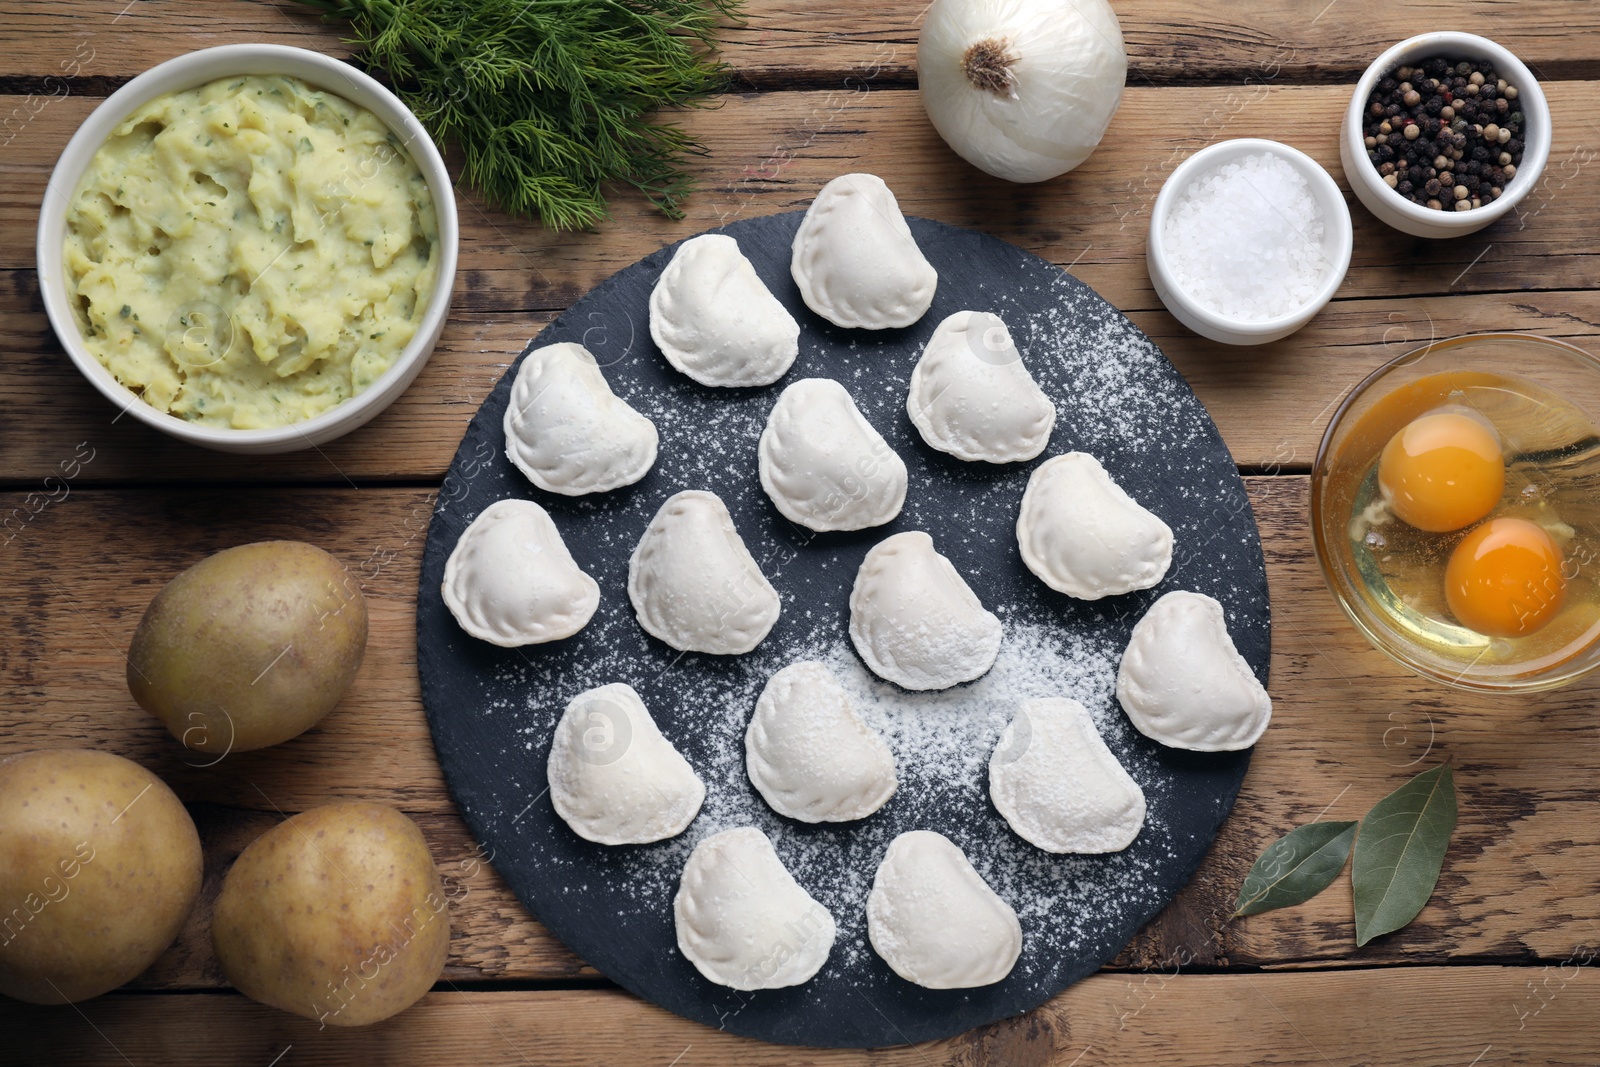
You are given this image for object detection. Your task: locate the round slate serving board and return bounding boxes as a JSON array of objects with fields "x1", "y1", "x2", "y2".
[{"x1": 417, "y1": 211, "x2": 1270, "y2": 1048}]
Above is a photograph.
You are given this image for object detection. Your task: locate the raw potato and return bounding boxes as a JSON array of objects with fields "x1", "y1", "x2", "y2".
[
  {"x1": 0, "y1": 749, "x2": 202, "y2": 1005},
  {"x1": 128, "y1": 541, "x2": 369, "y2": 753},
  {"x1": 212, "y1": 801, "x2": 450, "y2": 1027}
]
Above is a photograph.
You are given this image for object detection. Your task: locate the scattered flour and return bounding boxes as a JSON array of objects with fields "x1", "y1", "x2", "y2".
[
  {"x1": 483, "y1": 615, "x2": 1174, "y2": 980},
  {"x1": 422, "y1": 218, "x2": 1265, "y2": 1040}
]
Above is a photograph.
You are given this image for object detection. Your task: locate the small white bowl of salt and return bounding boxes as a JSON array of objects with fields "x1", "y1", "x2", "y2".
[{"x1": 1147, "y1": 138, "x2": 1352, "y2": 346}]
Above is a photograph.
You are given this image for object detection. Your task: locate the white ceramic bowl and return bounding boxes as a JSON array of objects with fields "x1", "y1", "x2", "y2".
[
  {"x1": 36, "y1": 44, "x2": 459, "y2": 454},
  {"x1": 1340, "y1": 32, "x2": 1551, "y2": 239},
  {"x1": 1147, "y1": 138, "x2": 1353, "y2": 347}
]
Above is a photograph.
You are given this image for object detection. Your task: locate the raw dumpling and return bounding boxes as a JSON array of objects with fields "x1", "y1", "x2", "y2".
[
  {"x1": 441, "y1": 498, "x2": 599, "y2": 646},
  {"x1": 547, "y1": 683, "x2": 704, "y2": 845},
  {"x1": 628, "y1": 490, "x2": 781, "y2": 655},
  {"x1": 866, "y1": 830, "x2": 1021, "y2": 989},
  {"x1": 989, "y1": 697, "x2": 1146, "y2": 854},
  {"x1": 1117, "y1": 591, "x2": 1272, "y2": 751},
  {"x1": 1016, "y1": 452, "x2": 1174, "y2": 599},
  {"x1": 745, "y1": 661, "x2": 897, "y2": 823},
  {"x1": 906, "y1": 311, "x2": 1055, "y2": 463},
  {"x1": 849, "y1": 531, "x2": 1002, "y2": 690},
  {"x1": 758, "y1": 378, "x2": 908, "y2": 532},
  {"x1": 790, "y1": 173, "x2": 937, "y2": 330},
  {"x1": 648, "y1": 233, "x2": 801, "y2": 388},
  {"x1": 503, "y1": 341, "x2": 658, "y2": 495},
  {"x1": 674, "y1": 827, "x2": 836, "y2": 990}
]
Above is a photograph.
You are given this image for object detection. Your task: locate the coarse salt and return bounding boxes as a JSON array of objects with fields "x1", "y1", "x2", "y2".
[{"x1": 1161, "y1": 151, "x2": 1330, "y2": 321}]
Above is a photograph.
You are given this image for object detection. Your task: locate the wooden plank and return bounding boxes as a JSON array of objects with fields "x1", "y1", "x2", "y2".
[
  {"x1": 3, "y1": 966, "x2": 1596, "y2": 1065},
  {"x1": 9, "y1": 81, "x2": 1600, "y2": 483},
  {"x1": 9, "y1": 84, "x2": 1596, "y2": 298},
  {"x1": 7, "y1": 0, "x2": 1600, "y2": 86},
  {"x1": 128, "y1": 805, "x2": 595, "y2": 991},
  {"x1": 6, "y1": 79, "x2": 1600, "y2": 481},
  {"x1": 0, "y1": 302, "x2": 543, "y2": 484},
  {"x1": 1, "y1": 478, "x2": 1597, "y2": 987},
  {"x1": 6, "y1": 281, "x2": 1600, "y2": 484}
]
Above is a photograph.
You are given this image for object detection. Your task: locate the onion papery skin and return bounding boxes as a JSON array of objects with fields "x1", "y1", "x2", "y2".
[{"x1": 917, "y1": 0, "x2": 1128, "y2": 183}]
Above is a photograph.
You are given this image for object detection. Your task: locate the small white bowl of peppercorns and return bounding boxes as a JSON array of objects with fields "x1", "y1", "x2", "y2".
[{"x1": 1340, "y1": 32, "x2": 1551, "y2": 239}]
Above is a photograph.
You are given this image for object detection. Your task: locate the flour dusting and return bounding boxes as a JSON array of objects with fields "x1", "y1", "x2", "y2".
[{"x1": 418, "y1": 213, "x2": 1268, "y2": 1046}]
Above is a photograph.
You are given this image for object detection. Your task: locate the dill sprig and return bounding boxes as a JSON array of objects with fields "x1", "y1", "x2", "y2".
[{"x1": 295, "y1": 0, "x2": 742, "y2": 230}]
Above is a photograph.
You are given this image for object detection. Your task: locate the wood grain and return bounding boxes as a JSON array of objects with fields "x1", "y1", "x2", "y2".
[
  {"x1": 6, "y1": 80, "x2": 1600, "y2": 480},
  {"x1": 126, "y1": 805, "x2": 596, "y2": 991},
  {"x1": 6, "y1": 283, "x2": 1600, "y2": 482},
  {"x1": 7, "y1": 0, "x2": 1600, "y2": 86},
  {"x1": 0, "y1": 300, "x2": 548, "y2": 484},
  {"x1": 3, "y1": 0, "x2": 1597, "y2": 1055},
  {"x1": 4, "y1": 965, "x2": 1597, "y2": 1065},
  {"x1": 2, "y1": 478, "x2": 1596, "y2": 988},
  {"x1": 10, "y1": 84, "x2": 1598, "y2": 298}
]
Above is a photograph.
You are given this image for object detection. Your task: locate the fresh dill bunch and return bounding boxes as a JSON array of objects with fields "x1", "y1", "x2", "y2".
[{"x1": 296, "y1": 0, "x2": 742, "y2": 230}]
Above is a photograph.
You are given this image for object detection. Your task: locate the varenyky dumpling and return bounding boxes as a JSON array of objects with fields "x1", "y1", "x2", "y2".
[
  {"x1": 866, "y1": 830, "x2": 1021, "y2": 989},
  {"x1": 907, "y1": 311, "x2": 1056, "y2": 464},
  {"x1": 628, "y1": 490, "x2": 781, "y2": 655},
  {"x1": 745, "y1": 661, "x2": 897, "y2": 823},
  {"x1": 547, "y1": 682, "x2": 705, "y2": 845},
  {"x1": 758, "y1": 377, "x2": 908, "y2": 532},
  {"x1": 790, "y1": 173, "x2": 937, "y2": 330},
  {"x1": 1117, "y1": 591, "x2": 1272, "y2": 751},
  {"x1": 503, "y1": 341, "x2": 658, "y2": 496},
  {"x1": 441, "y1": 498, "x2": 599, "y2": 647},
  {"x1": 674, "y1": 827, "x2": 836, "y2": 990},
  {"x1": 989, "y1": 697, "x2": 1146, "y2": 854},
  {"x1": 1017, "y1": 452, "x2": 1174, "y2": 599},
  {"x1": 849, "y1": 531, "x2": 1002, "y2": 690},
  {"x1": 648, "y1": 233, "x2": 801, "y2": 388}
]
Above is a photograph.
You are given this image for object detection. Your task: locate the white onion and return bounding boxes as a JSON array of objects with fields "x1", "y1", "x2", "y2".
[{"x1": 917, "y1": 0, "x2": 1128, "y2": 183}]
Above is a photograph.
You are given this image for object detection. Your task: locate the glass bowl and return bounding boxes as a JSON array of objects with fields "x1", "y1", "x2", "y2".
[{"x1": 1312, "y1": 333, "x2": 1600, "y2": 692}]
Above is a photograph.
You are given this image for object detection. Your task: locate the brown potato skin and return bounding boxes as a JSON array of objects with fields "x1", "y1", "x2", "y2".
[
  {"x1": 212, "y1": 801, "x2": 450, "y2": 1027},
  {"x1": 128, "y1": 540, "x2": 368, "y2": 753},
  {"x1": 0, "y1": 749, "x2": 203, "y2": 1004}
]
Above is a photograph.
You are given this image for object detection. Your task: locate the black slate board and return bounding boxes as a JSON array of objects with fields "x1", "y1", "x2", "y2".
[{"x1": 417, "y1": 211, "x2": 1271, "y2": 1048}]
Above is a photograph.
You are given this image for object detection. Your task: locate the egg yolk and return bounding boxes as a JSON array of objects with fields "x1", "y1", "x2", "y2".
[
  {"x1": 1378, "y1": 411, "x2": 1505, "y2": 533},
  {"x1": 1444, "y1": 518, "x2": 1566, "y2": 637}
]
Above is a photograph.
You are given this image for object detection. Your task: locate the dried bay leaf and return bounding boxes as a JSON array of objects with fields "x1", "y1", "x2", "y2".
[
  {"x1": 1233, "y1": 820, "x2": 1358, "y2": 918},
  {"x1": 1352, "y1": 763, "x2": 1458, "y2": 947}
]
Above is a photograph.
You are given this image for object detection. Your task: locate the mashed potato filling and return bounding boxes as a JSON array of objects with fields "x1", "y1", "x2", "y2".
[{"x1": 63, "y1": 75, "x2": 438, "y2": 429}]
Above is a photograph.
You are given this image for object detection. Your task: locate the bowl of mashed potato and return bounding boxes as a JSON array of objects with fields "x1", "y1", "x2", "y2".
[{"x1": 37, "y1": 45, "x2": 458, "y2": 453}]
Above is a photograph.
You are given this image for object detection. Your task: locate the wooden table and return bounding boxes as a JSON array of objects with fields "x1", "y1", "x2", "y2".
[{"x1": 3, "y1": 2, "x2": 1598, "y2": 1063}]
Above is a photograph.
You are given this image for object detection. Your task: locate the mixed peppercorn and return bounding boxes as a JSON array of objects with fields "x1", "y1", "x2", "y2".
[{"x1": 1362, "y1": 56, "x2": 1525, "y2": 211}]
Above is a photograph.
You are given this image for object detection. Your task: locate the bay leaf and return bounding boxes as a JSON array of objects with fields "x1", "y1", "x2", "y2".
[
  {"x1": 1352, "y1": 763, "x2": 1458, "y2": 947},
  {"x1": 1232, "y1": 820, "x2": 1358, "y2": 917}
]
